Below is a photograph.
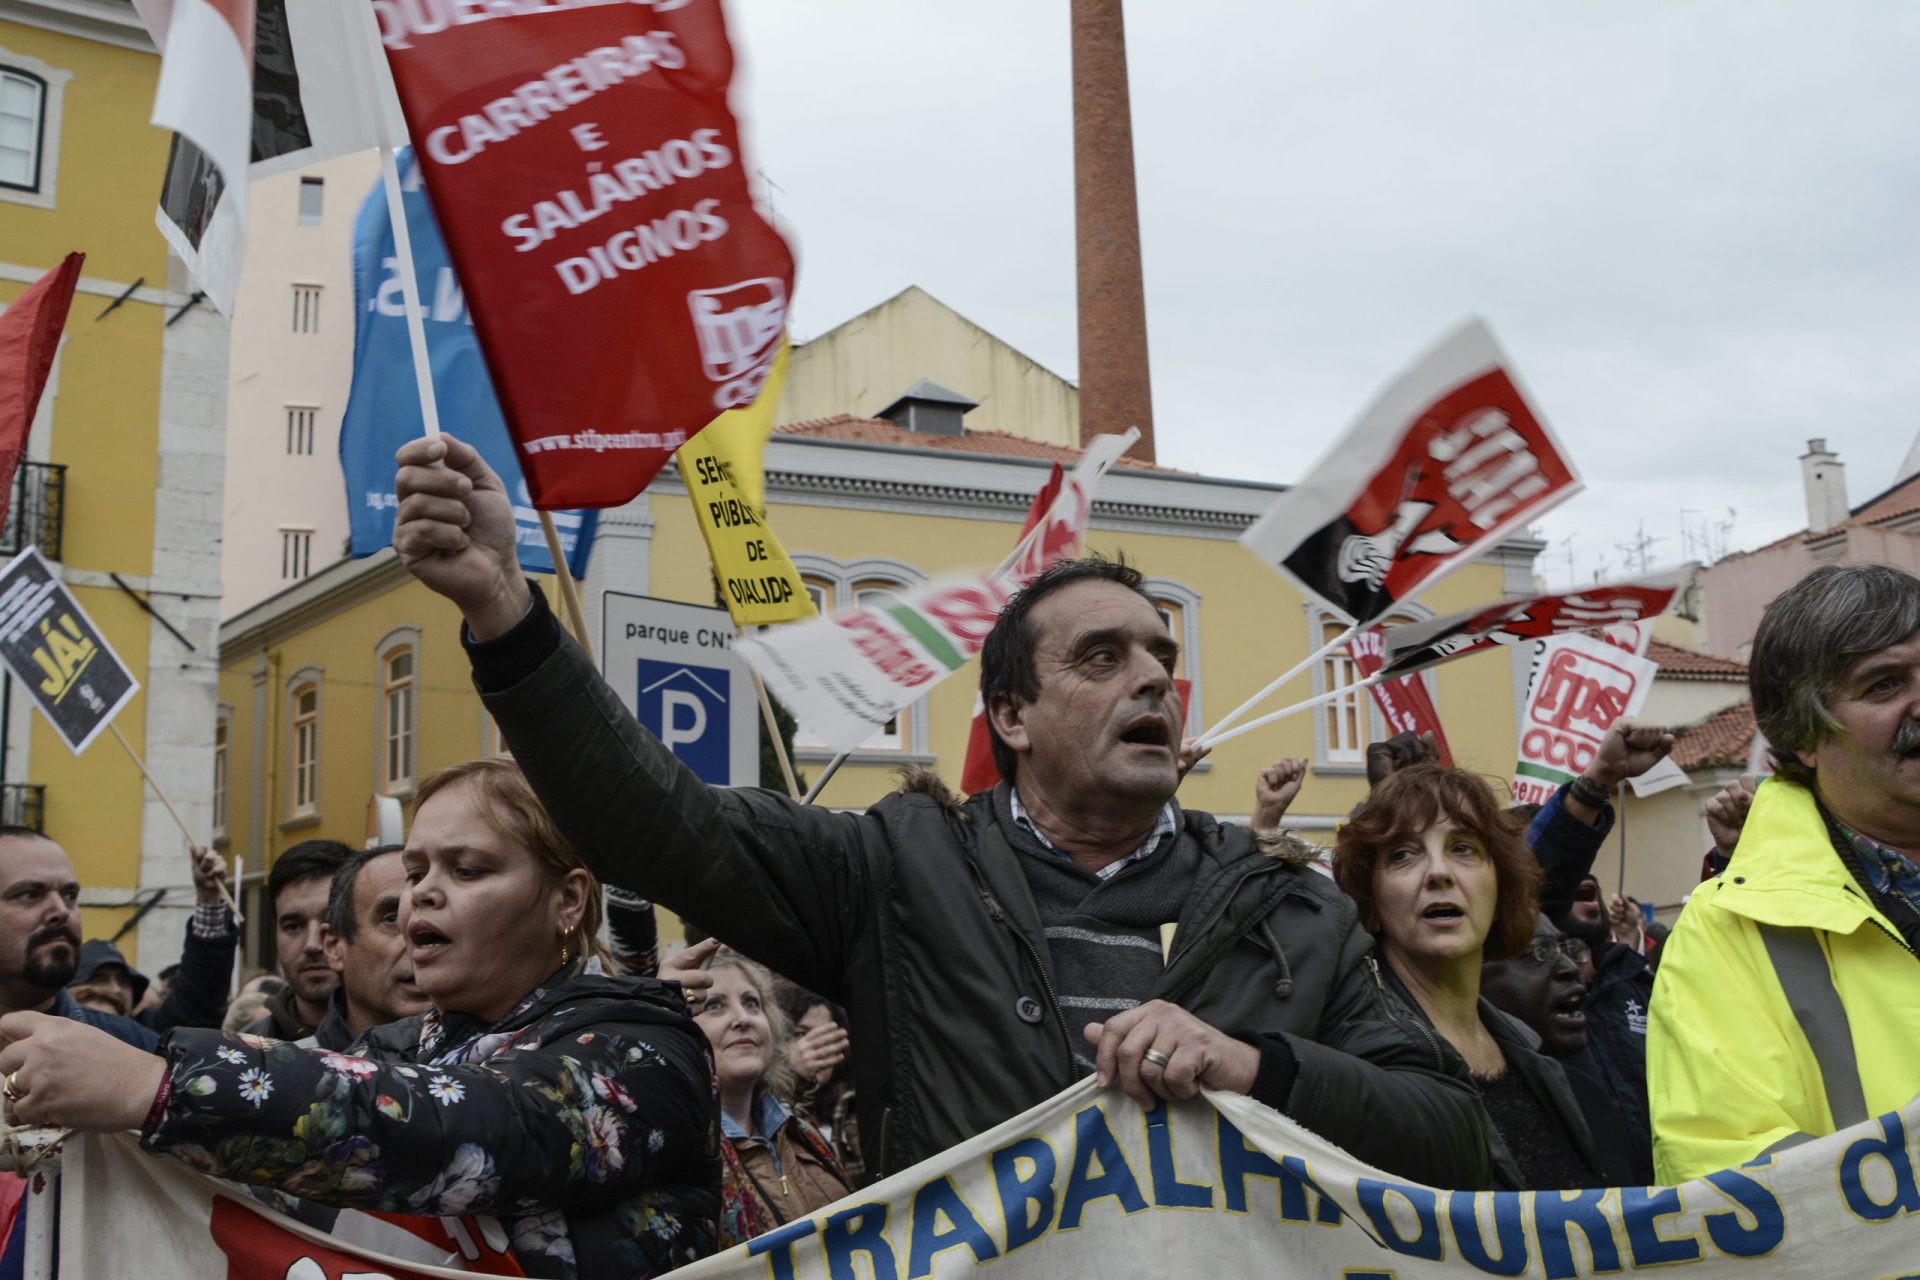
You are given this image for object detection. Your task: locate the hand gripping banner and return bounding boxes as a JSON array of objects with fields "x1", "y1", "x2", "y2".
[
  {"x1": 52, "y1": 1080, "x2": 1920, "y2": 1277},
  {"x1": 1241, "y1": 319, "x2": 1581, "y2": 626},
  {"x1": 376, "y1": 0, "x2": 797, "y2": 507}
]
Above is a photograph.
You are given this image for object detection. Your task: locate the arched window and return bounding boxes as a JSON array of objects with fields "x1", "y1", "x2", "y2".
[
  {"x1": 288, "y1": 677, "x2": 321, "y2": 818},
  {"x1": 1310, "y1": 607, "x2": 1435, "y2": 768},
  {"x1": 786, "y1": 556, "x2": 933, "y2": 758},
  {"x1": 1141, "y1": 578, "x2": 1203, "y2": 736},
  {"x1": 376, "y1": 628, "x2": 422, "y2": 795}
]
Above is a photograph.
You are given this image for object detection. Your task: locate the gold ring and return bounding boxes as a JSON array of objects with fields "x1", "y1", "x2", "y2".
[
  {"x1": 3, "y1": 1072, "x2": 21, "y2": 1102},
  {"x1": 1142, "y1": 1049, "x2": 1171, "y2": 1069}
]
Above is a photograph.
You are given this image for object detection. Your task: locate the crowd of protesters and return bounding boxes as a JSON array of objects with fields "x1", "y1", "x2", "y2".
[{"x1": 0, "y1": 434, "x2": 1912, "y2": 1277}]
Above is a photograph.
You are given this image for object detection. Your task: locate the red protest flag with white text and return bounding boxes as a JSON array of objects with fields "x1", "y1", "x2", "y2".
[
  {"x1": 0, "y1": 253, "x2": 83, "y2": 528},
  {"x1": 1375, "y1": 567, "x2": 1695, "y2": 679},
  {"x1": 1346, "y1": 625, "x2": 1454, "y2": 766},
  {"x1": 376, "y1": 0, "x2": 797, "y2": 508},
  {"x1": 960, "y1": 464, "x2": 1064, "y2": 794},
  {"x1": 1240, "y1": 319, "x2": 1580, "y2": 626}
]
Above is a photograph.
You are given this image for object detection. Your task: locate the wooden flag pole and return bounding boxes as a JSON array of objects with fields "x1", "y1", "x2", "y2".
[
  {"x1": 738, "y1": 629, "x2": 801, "y2": 799},
  {"x1": 538, "y1": 512, "x2": 595, "y2": 666},
  {"x1": 108, "y1": 723, "x2": 243, "y2": 922}
]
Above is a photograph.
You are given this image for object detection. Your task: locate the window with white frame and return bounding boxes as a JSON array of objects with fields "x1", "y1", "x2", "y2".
[
  {"x1": 787, "y1": 558, "x2": 930, "y2": 756},
  {"x1": 289, "y1": 680, "x2": 320, "y2": 818},
  {"x1": 286, "y1": 405, "x2": 316, "y2": 456},
  {"x1": 379, "y1": 643, "x2": 416, "y2": 795},
  {"x1": 292, "y1": 284, "x2": 321, "y2": 334},
  {"x1": 280, "y1": 528, "x2": 313, "y2": 580},
  {"x1": 1312, "y1": 609, "x2": 1432, "y2": 768},
  {"x1": 212, "y1": 711, "x2": 229, "y2": 841},
  {"x1": 297, "y1": 176, "x2": 324, "y2": 225},
  {"x1": 0, "y1": 68, "x2": 45, "y2": 192},
  {"x1": 1142, "y1": 578, "x2": 1204, "y2": 737}
]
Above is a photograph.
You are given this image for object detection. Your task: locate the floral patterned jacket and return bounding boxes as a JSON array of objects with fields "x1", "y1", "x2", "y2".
[{"x1": 146, "y1": 968, "x2": 721, "y2": 1279}]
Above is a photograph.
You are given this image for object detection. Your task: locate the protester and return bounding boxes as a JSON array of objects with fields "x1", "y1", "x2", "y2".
[
  {"x1": 0, "y1": 758, "x2": 719, "y2": 1279},
  {"x1": 391, "y1": 433, "x2": 1490, "y2": 1187},
  {"x1": 1250, "y1": 756, "x2": 1308, "y2": 832},
  {"x1": 1335, "y1": 766, "x2": 1630, "y2": 1188},
  {"x1": 1481, "y1": 913, "x2": 1650, "y2": 1183},
  {"x1": 244, "y1": 839, "x2": 353, "y2": 1040},
  {"x1": 1702, "y1": 770, "x2": 1760, "y2": 878},
  {"x1": 220, "y1": 991, "x2": 271, "y2": 1035},
  {"x1": 777, "y1": 986, "x2": 862, "y2": 1185},
  {"x1": 1651, "y1": 564, "x2": 1920, "y2": 1184},
  {"x1": 67, "y1": 940, "x2": 144, "y2": 1016},
  {"x1": 1515, "y1": 718, "x2": 1675, "y2": 1171},
  {"x1": 666, "y1": 943, "x2": 851, "y2": 1234},
  {"x1": 309, "y1": 844, "x2": 432, "y2": 1049}
]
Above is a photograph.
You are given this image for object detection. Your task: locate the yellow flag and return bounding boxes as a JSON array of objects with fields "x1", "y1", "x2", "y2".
[{"x1": 676, "y1": 340, "x2": 816, "y2": 626}]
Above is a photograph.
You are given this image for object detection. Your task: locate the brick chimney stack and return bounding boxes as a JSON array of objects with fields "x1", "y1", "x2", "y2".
[{"x1": 1071, "y1": 0, "x2": 1156, "y2": 461}]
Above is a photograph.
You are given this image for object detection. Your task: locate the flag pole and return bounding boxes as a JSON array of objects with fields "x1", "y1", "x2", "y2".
[
  {"x1": 1201, "y1": 672, "x2": 1384, "y2": 750},
  {"x1": 801, "y1": 751, "x2": 849, "y2": 805},
  {"x1": 739, "y1": 628, "x2": 801, "y2": 800},
  {"x1": 356, "y1": 3, "x2": 441, "y2": 442},
  {"x1": 1195, "y1": 622, "x2": 1358, "y2": 748},
  {"x1": 537, "y1": 512, "x2": 595, "y2": 665},
  {"x1": 108, "y1": 723, "x2": 243, "y2": 922}
]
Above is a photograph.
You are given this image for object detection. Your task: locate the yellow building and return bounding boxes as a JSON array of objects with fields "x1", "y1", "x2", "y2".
[
  {"x1": 220, "y1": 403, "x2": 1540, "y2": 959},
  {"x1": 1, "y1": 1, "x2": 228, "y2": 967}
]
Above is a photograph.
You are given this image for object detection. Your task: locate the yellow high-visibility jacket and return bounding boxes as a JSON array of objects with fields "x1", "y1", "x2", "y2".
[{"x1": 1648, "y1": 777, "x2": 1920, "y2": 1185}]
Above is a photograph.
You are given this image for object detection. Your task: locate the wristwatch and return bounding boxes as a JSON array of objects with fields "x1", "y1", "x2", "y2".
[{"x1": 1569, "y1": 774, "x2": 1612, "y2": 809}]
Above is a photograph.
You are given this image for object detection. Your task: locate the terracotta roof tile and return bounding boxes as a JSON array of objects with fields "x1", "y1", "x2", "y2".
[
  {"x1": 1723, "y1": 473, "x2": 1920, "y2": 560},
  {"x1": 1671, "y1": 701, "x2": 1758, "y2": 772},
  {"x1": 773, "y1": 414, "x2": 1177, "y2": 471},
  {"x1": 1648, "y1": 639, "x2": 1748, "y2": 681}
]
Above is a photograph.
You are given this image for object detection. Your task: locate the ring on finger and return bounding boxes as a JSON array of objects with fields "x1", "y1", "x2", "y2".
[
  {"x1": 3, "y1": 1072, "x2": 22, "y2": 1102},
  {"x1": 1142, "y1": 1048, "x2": 1172, "y2": 1069}
]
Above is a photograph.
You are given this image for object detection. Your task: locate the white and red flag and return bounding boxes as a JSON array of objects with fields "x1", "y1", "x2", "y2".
[
  {"x1": 1375, "y1": 567, "x2": 1694, "y2": 679},
  {"x1": 375, "y1": 0, "x2": 797, "y2": 507},
  {"x1": 0, "y1": 253, "x2": 82, "y2": 529},
  {"x1": 1346, "y1": 625, "x2": 1454, "y2": 766},
  {"x1": 1241, "y1": 319, "x2": 1580, "y2": 626},
  {"x1": 739, "y1": 432, "x2": 1136, "y2": 756}
]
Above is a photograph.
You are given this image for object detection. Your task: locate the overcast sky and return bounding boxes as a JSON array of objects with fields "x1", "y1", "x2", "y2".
[{"x1": 726, "y1": 1, "x2": 1920, "y2": 586}]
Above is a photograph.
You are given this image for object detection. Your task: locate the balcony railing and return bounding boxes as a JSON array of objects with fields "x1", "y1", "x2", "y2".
[
  {"x1": 1, "y1": 784, "x2": 46, "y2": 833},
  {"x1": 0, "y1": 462, "x2": 66, "y2": 561}
]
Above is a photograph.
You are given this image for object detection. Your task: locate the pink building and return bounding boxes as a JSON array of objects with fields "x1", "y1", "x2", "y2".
[{"x1": 1695, "y1": 439, "x2": 1920, "y2": 660}]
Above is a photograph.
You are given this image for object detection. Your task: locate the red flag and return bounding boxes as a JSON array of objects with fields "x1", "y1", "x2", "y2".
[
  {"x1": 377, "y1": 2, "x2": 797, "y2": 508},
  {"x1": 1376, "y1": 567, "x2": 1693, "y2": 679},
  {"x1": 1241, "y1": 320, "x2": 1580, "y2": 625},
  {"x1": 1347, "y1": 626, "x2": 1454, "y2": 766},
  {"x1": 0, "y1": 253, "x2": 84, "y2": 528},
  {"x1": 961, "y1": 465, "x2": 1064, "y2": 794}
]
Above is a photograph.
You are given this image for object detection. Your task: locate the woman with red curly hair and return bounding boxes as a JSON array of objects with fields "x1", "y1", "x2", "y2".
[{"x1": 1335, "y1": 765, "x2": 1631, "y2": 1189}]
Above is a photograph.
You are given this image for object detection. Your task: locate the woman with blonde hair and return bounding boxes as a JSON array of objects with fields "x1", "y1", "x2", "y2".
[
  {"x1": 667, "y1": 940, "x2": 850, "y2": 1238},
  {"x1": 1, "y1": 758, "x2": 721, "y2": 1279}
]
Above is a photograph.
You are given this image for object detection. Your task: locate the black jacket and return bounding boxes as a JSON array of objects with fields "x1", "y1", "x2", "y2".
[
  {"x1": 139, "y1": 910, "x2": 240, "y2": 1034},
  {"x1": 470, "y1": 594, "x2": 1489, "y2": 1188},
  {"x1": 1371, "y1": 961, "x2": 1629, "y2": 1189}
]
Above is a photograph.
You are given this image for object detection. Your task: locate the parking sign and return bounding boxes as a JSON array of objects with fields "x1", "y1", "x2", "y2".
[{"x1": 601, "y1": 593, "x2": 757, "y2": 787}]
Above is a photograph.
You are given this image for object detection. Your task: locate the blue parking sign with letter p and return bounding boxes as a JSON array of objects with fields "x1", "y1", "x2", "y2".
[{"x1": 635, "y1": 659, "x2": 732, "y2": 785}]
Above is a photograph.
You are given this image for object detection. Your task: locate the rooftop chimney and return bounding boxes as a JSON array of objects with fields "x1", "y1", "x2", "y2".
[
  {"x1": 877, "y1": 379, "x2": 977, "y2": 437},
  {"x1": 1801, "y1": 438, "x2": 1849, "y2": 535},
  {"x1": 1071, "y1": 0, "x2": 1155, "y2": 460}
]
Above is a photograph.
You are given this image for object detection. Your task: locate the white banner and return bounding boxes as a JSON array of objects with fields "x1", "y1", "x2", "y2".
[
  {"x1": 56, "y1": 1080, "x2": 1920, "y2": 1276},
  {"x1": 736, "y1": 432, "x2": 1136, "y2": 754},
  {"x1": 1513, "y1": 632, "x2": 1662, "y2": 806}
]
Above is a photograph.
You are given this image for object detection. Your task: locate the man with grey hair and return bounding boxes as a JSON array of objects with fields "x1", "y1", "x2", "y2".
[
  {"x1": 1649, "y1": 562, "x2": 1920, "y2": 1184},
  {"x1": 304, "y1": 845, "x2": 429, "y2": 1050}
]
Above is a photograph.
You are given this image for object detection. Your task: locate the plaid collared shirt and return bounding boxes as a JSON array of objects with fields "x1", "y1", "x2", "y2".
[
  {"x1": 1008, "y1": 790, "x2": 1178, "y2": 882},
  {"x1": 1836, "y1": 822, "x2": 1920, "y2": 918}
]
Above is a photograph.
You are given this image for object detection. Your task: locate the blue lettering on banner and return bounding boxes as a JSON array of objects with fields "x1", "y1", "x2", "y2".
[
  {"x1": 1057, "y1": 1105, "x2": 1148, "y2": 1229},
  {"x1": 822, "y1": 1203, "x2": 896, "y2": 1280},
  {"x1": 340, "y1": 147, "x2": 597, "y2": 577},
  {"x1": 1446, "y1": 1190, "x2": 1530, "y2": 1276},
  {"x1": 989, "y1": 1137, "x2": 1057, "y2": 1254},
  {"x1": 1620, "y1": 1185, "x2": 1702, "y2": 1267},
  {"x1": 1144, "y1": 1103, "x2": 1214, "y2": 1209},
  {"x1": 1702, "y1": 1168, "x2": 1787, "y2": 1257},
  {"x1": 634, "y1": 659, "x2": 731, "y2": 783},
  {"x1": 1215, "y1": 1113, "x2": 1341, "y2": 1223},
  {"x1": 1357, "y1": 1178, "x2": 1443, "y2": 1261},
  {"x1": 906, "y1": 1176, "x2": 999, "y2": 1277},
  {"x1": 1532, "y1": 1188, "x2": 1621, "y2": 1279},
  {"x1": 1842, "y1": 1114, "x2": 1920, "y2": 1222},
  {"x1": 745, "y1": 1218, "x2": 819, "y2": 1280}
]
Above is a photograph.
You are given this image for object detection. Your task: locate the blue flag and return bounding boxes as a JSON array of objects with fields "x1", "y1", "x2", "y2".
[{"x1": 340, "y1": 150, "x2": 597, "y2": 577}]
